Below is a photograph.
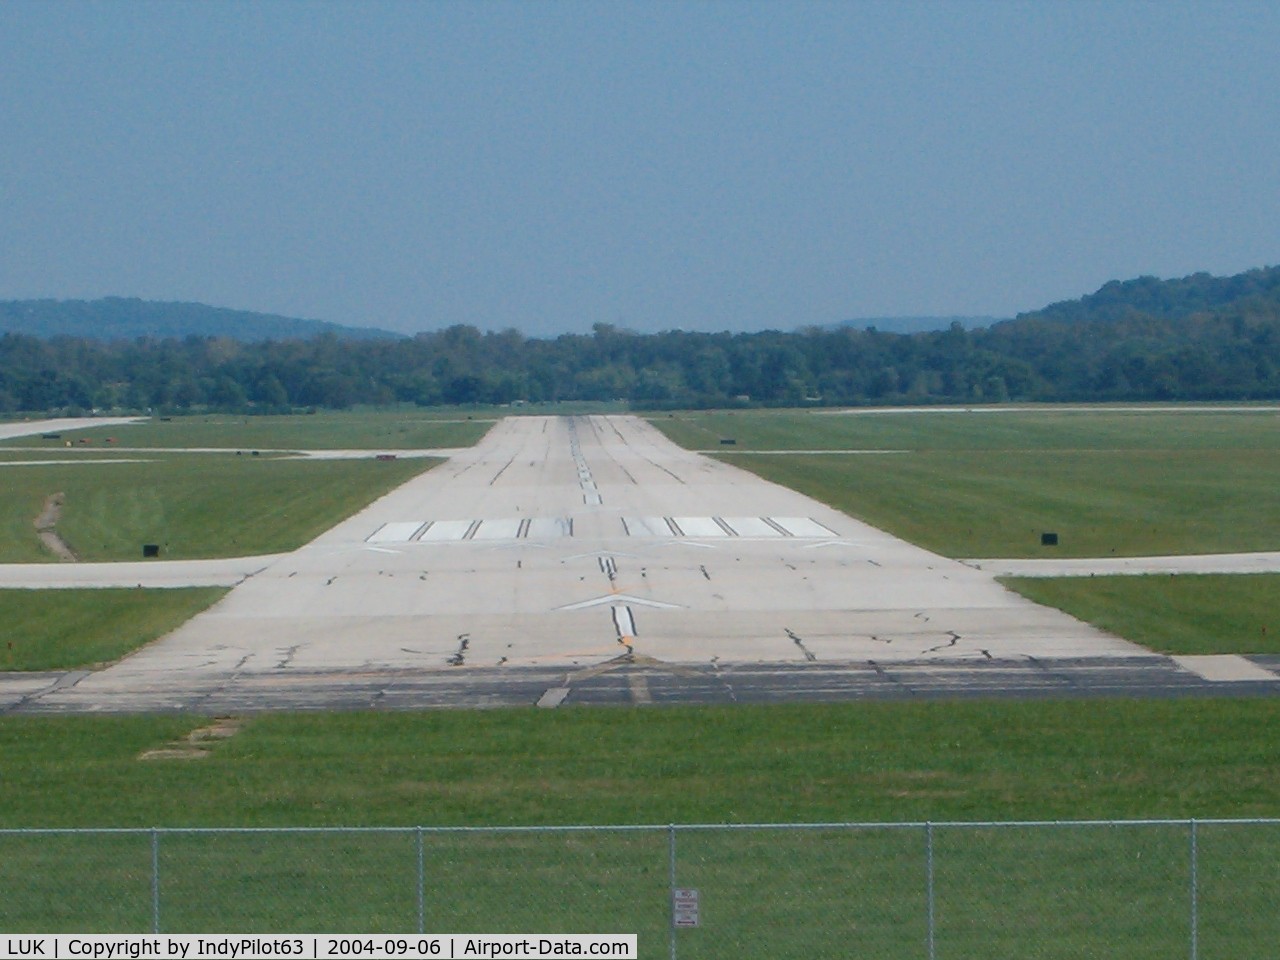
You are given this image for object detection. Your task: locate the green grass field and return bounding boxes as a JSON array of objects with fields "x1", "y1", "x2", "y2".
[
  {"x1": 0, "y1": 454, "x2": 436, "y2": 562},
  {"x1": 1003, "y1": 573, "x2": 1280, "y2": 655},
  {"x1": 2, "y1": 700, "x2": 1277, "y2": 827},
  {"x1": 652, "y1": 408, "x2": 1280, "y2": 559},
  {"x1": 655, "y1": 406, "x2": 1280, "y2": 452},
  {"x1": 0, "y1": 587, "x2": 227, "y2": 670},
  {"x1": 717, "y1": 447, "x2": 1280, "y2": 558}
]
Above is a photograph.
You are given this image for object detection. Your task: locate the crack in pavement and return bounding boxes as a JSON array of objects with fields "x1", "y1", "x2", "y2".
[
  {"x1": 1, "y1": 670, "x2": 89, "y2": 714},
  {"x1": 447, "y1": 633, "x2": 470, "y2": 667},
  {"x1": 922, "y1": 631, "x2": 963, "y2": 655},
  {"x1": 869, "y1": 661, "x2": 913, "y2": 695},
  {"x1": 710, "y1": 658, "x2": 739, "y2": 703},
  {"x1": 488, "y1": 455, "x2": 517, "y2": 485},
  {"x1": 786, "y1": 628, "x2": 818, "y2": 662}
]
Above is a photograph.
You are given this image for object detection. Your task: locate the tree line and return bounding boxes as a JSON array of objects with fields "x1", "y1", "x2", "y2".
[{"x1": 2, "y1": 267, "x2": 1279, "y2": 414}]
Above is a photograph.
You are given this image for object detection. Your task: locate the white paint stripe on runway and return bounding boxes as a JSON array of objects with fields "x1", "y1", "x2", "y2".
[
  {"x1": 366, "y1": 521, "x2": 427, "y2": 543},
  {"x1": 1171, "y1": 655, "x2": 1280, "y2": 683},
  {"x1": 372, "y1": 517, "x2": 576, "y2": 542},
  {"x1": 772, "y1": 517, "x2": 836, "y2": 538},
  {"x1": 526, "y1": 517, "x2": 573, "y2": 539},
  {"x1": 471, "y1": 518, "x2": 524, "y2": 540},
  {"x1": 623, "y1": 516, "x2": 676, "y2": 537},
  {"x1": 418, "y1": 520, "x2": 475, "y2": 542},
  {"x1": 626, "y1": 515, "x2": 792, "y2": 538},
  {"x1": 612, "y1": 604, "x2": 637, "y2": 638},
  {"x1": 558, "y1": 593, "x2": 680, "y2": 611},
  {"x1": 673, "y1": 516, "x2": 731, "y2": 537},
  {"x1": 720, "y1": 516, "x2": 783, "y2": 537}
]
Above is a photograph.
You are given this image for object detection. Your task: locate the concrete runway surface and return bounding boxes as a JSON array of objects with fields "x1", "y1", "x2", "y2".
[{"x1": 4, "y1": 414, "x2": 1279, "y2": 712}]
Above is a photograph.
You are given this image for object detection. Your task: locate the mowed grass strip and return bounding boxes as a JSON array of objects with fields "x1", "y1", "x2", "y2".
[
  {"x1": 655, "y1": 407, "x2": 1280, "y2": 452},
  {"x1": 0, "y1": 455, "x2": 436, "y2": 562},
  {"x1": 4, "y1": 409, "x2": 494, "y2": 450},
  {"x1": 650, "y1": 409, "x2": 1280, "y2": 558},
  {"x1": 0, "y1": 587, "x2": 227, "y2": 670},
  {"x1": 3, "y1": 700, "x2": 1279, "y2": 828},
  {"x1": 718, "y1": 448, "x2": 1280, "y2": 558},
  {"x1": 1004, "y1": 574, "x2": 1280, "y2": 655}
]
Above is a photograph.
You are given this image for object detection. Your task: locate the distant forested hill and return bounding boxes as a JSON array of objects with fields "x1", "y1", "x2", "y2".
[
  {"x1": 1, "y1": 266, "x2": 1278, "y2": 413},
  {"x1": 0, "y1": 297, "x2": 402, "y2": 342},
  {"x1": 1026, "y1": 267, "x2": 1280, "y2": 324},
  {"x1": 827, "y1": 315, "x2": 1000, "y2": 334},
  {"x1": 981, "y1": 265, "x2": 1280, "y2": 400}
]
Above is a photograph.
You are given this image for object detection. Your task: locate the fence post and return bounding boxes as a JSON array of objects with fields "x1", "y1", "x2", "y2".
[
  {"x1": 1189, "y1": 819, "x2": 1198, "y2": 960},
  {"x1": 668, "y1": 824, "x2": 677, "y2": 960},
  {"x1": 926, "y1": 822, "x2": 936, "y2": 960},
  {"x1": 416, "y1": 827, "x2": 425, "y2": 935},
  {"x1": 150, "y1": 829, "x2": 161, "y2": 934}
]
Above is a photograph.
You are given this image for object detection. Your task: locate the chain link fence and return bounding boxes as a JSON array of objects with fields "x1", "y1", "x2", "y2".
[{"x1": 2, "y1": 820, "x2": 1277, "y2": 958}]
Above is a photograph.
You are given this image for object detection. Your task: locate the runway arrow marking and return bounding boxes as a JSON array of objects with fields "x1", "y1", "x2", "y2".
[{"x1": 557, "y1": 594, "x2": 681, "y2": 611}]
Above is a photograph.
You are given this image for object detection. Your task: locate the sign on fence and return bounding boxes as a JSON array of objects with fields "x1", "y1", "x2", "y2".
[{"x1": 672, "y1": 888, "x2": 700, "y2": 928}]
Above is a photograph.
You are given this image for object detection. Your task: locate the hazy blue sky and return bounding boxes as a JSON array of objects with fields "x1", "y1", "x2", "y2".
[{"x1": 2, "y1": 1, "x2": 1277, "y2": 336}]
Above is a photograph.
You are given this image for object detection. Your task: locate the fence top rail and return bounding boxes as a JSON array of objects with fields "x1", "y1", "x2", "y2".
[{"x1": 2, "y1": 817, "x2": 1280, "y2": 836}]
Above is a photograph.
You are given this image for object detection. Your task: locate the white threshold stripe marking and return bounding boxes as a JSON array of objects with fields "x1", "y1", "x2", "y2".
[
  {"x1": 624, "y1": 516, "x2": 676, "y2": 537},
  {"x1": 772, "y1": 517, "x2": 836, "y2": 537},
  {"x1": 612, "y1": 604, "x2": 637, "y2": 638},
  {"x1": 370, "y1": 515, "x2": 840, "y2": 542},
  {"x1": 372, "y1": 517, "x2": 575, "y2": 542},
  {"x1": 621, "y1": 516, "x2": 837, "y2": 538},
  {"x1": 471, "y1": 518, "x2": 523, "y2": 540},
  {"x1": 366, "y1": 521, "x2": 427, "y2": 543},
  {"x1": 721, "y1": 516, "x2": 780, "y2": 537},
  {"x1": 673, "y1": 516, "x2": 730, "y2": 537},
  {"x1": 418, "y1": 519, "x2": 475, "y2": 541}
]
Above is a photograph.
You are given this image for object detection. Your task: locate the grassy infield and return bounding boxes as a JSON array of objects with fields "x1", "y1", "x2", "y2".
[{"x1": 2, "y1": 406, "x2": 1279, "y2": 949}]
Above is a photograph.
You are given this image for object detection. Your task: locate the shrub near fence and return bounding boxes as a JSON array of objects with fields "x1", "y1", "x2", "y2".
[{"x1": 2, "y1": 820, "x2": 1278, "y2": 959}]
